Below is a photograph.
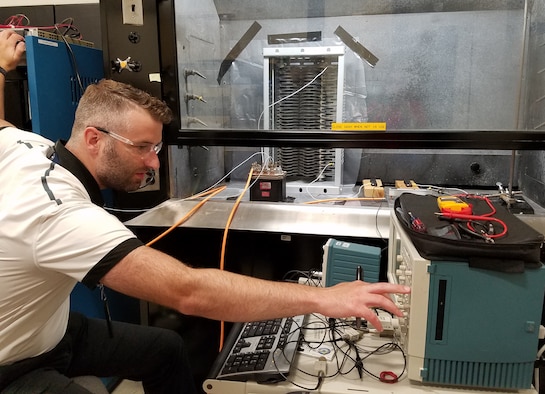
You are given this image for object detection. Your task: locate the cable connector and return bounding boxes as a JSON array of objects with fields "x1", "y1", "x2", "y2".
[
  {"x1": 341, "y1": 325, "x2": 363, "y2": 342},
  {"x1": 298, "y1": 275, "x2": 322, "y2": 286},
  {"x1": 314, "y1": 356, "x2": 327, "y2": 377}
]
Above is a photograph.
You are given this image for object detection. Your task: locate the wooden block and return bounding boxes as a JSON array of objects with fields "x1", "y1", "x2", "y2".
[
  {"x1": 362, "y1": 179, "x2": 385, "y2": 198},
  {"x1": 395, "y1": 180, "x2": 418, "y2": 189}
]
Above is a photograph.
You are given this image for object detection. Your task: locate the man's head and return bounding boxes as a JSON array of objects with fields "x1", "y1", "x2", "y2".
[{"x1": 67, "y1": 79, "x2": 173, "y2": 192}]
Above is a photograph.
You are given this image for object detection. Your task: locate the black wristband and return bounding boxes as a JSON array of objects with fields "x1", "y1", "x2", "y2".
[{"x1": 0, "y1": 66, "x2": 7, "y2": 78}]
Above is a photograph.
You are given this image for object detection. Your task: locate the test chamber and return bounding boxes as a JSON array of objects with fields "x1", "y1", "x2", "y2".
[
  {"x1": 171, "y1": 0, "x2": 530, "y2": 198},
  {"x1": 99, "y1": 0, "x2": 545, "y2": 208}
]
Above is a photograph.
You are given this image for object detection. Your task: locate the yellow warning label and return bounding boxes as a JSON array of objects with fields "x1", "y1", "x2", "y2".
[{"x1": 331, "y1": 122, "x2": 386, "y2": 131}]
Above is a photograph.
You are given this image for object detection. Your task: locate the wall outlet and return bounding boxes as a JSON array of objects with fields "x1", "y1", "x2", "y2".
[{"x1": 122, "y1": 0, "x2": 144, "y2": 26}]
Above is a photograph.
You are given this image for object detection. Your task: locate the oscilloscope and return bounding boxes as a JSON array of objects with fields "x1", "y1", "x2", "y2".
[{"x1": 388, "y1": 211, "x2": 545, "y2": 390}]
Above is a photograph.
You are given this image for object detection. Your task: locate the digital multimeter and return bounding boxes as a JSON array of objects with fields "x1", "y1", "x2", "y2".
[{"x1": 437, "y1": 196, "x2": 473, "y2": 215}]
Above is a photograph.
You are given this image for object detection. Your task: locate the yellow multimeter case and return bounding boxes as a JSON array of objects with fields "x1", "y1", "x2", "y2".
[{"x1": 437, "y1": 196, "x2": 473, "y2": 214}]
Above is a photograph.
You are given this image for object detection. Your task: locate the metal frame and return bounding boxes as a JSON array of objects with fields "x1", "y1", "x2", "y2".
[
  {"x1": 263, "y1": 46, "x2": 345, "y2": 194},
  {"x1": 170, "y1": 129, "x2": 545, "y2": 150}
]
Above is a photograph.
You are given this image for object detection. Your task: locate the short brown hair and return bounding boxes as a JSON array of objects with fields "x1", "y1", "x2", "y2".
[{"x1": 72, "y1": 79, "x2": 173, "y2": 134}]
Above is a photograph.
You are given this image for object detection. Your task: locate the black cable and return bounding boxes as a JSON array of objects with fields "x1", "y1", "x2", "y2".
[
  {"x1": 282, "y1": 268, "x2": 321, "y2": 286},
  {"x1": 352, "y1": 341, "x2": 364, "y2": 379},
  {"x1": 272, "y1": 325, "x2": 326, "y2": 391},
  {"x1": 358, "y1": 342, "x2": 407, "y2": 382},
  {"x1": 54, "y1": 24, "x2": 84, "y2": 93},
  {"x1": 279, "y1": 316, "x2": 407, "y2": 388}
]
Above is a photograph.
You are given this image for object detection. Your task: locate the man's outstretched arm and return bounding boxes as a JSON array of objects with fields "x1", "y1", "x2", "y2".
[{"x1": 102, "y1": 245, "x2": 410, "y2": 331}]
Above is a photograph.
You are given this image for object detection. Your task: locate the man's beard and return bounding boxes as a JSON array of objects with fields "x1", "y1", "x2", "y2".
[{"x1": 96, "y1": 142, "x2": 148, "y2": 192}]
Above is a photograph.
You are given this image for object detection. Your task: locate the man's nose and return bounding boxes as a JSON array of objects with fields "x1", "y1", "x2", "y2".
[{"x1": 144, "y1": 151, "x2": 160, "y2": 170}]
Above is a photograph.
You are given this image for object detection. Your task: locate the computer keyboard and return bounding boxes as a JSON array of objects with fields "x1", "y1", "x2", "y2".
[{"x1": 210, "y1": 315, "x2": 306, "y2": 383}]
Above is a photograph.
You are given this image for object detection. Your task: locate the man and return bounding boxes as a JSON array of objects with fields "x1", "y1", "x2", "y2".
[{"x1": 0, "y1": 29, "x2": 410, "y2": 393}]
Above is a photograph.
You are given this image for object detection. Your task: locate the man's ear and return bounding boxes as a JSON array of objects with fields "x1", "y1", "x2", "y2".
[{"x1": 83, "y1": 126, "x2": 102, "y2": 156}]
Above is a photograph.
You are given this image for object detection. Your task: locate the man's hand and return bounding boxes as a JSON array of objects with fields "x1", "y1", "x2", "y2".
[
  {"x1": 320, "y1": 280, "x2": 410, "y2": 331},
  {"x1": 0, "y1": 30, "x2": 26, "y2": 123},
  {"x1": 0, "y1": 30, "x2": 26, "y2": 74}
]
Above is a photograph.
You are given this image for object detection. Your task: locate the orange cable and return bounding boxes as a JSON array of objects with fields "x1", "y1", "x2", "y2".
[
  {"x1": 188, "y1": 186, "x2": 227, "y2": 200},
  {"x1": 304, "y1": 197, "x2": 386, "y2": 205},
  {"x1": 145, "y1": 186, "x2": 226, "y2": 247},
  {"x1": 218, "y1": 168, "x2": 254, "y2": 351}
]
